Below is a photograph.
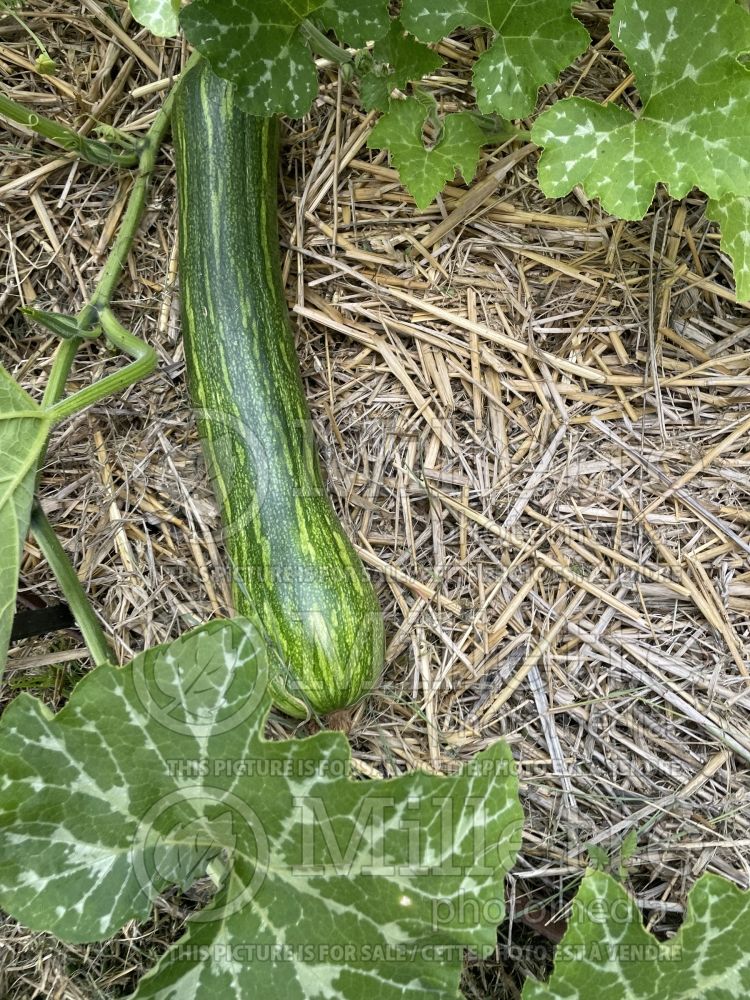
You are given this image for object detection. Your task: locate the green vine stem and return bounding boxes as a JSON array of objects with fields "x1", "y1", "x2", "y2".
[
  {"x1": 300, "y1": 20, "x2": 354, "y2": 67},
  {"x1": 15, "y1": 58, "x2": 203, "y2": 668},
  {"x1": 29, "y1": 502, "x2": 112, "y2": 667},
  {"x1": 42, "y1": 56, "x2": 197, "y2": 411},
  {"x1": 24, "y1": 58, "x2": 198, "y2": 667},
  {"x1": 0, "y1": 93, "x2": 139, "y2": 167},
  {"x1": 46, "y1": 308, "x2": 156, "y2": 422},
  {"x1": 41, "y1": 338, "x2": 79, "y2": 411},
  {"x1": 81, "y1": 75, "x2": 183, "y2": 317}
]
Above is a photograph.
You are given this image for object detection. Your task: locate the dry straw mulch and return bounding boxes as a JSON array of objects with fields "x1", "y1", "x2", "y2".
[{"x1": 1, "y1": 2, "x2": 749, "y2": 997}]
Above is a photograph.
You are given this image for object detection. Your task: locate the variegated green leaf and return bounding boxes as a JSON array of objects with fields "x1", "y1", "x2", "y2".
[
  {"x1": 359, "y1": 19, "x2": 443, "y2": 112},
  {"x1": 401, "y1": 0, "x2": 589, "y2": 118},
  {"x1": 0, "y1": 618, "x2": 523, "y2": 999},
  {"x1": 523, "y1": 870, "x2": 750, "y2": 999},
  {"x1": 0, "y1": 365, "x2": 51, "y2": 676},
  {"x1": 368, "y1": 97, "x2": 487, "y2": 209},
  {"x1": 129, "y1": 0, "x2": 180, "y2": 37},
  {"x1": 532, "y1": 0, "x2": 750, "y2": 299},
  {"x1": 706, "y1": 195, "x2": 750, "y2": 302},
  {"x1": 180, "y1": 0, "x2": 390, "y2": 117},
  {"x1": 532, "y1": 0, "x2": 750, "y2": 219}
]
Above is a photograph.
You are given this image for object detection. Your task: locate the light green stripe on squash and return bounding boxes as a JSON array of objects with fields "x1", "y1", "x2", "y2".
[{"x1": 173, "y1": 62, "x2": 384, "y2": 718}]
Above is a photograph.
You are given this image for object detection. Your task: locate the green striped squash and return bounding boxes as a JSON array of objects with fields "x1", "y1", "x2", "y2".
[{"x1": 173, "y1": 62, "x2": 384, "y2": 717}]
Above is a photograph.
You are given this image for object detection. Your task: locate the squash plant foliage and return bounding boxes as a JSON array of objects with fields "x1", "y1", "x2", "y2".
[
  {"x1": 134, "y1": 0, "x2": 750, "y2": 299},
  {"x1": 0, "y1": 618, "x2": 522, "y2": 999},
  {"x1": 0, "y1": 370, "x2": 51, "y2": 670},
  {"x1": 1, "y1": 2, "x2": 750, "y2": 998},
  {"x1": 531, "y1": 0, "x2": 750, "y2": 297},
  {"x1": 523, "y1": 869, "x2": 750, "y2": 998},
  {"x1": 0, "y1": 7, "x2": 524, "y2": 997},
  {"x1": 0, "y1": 306, "x2": 157, "y2": 678}
]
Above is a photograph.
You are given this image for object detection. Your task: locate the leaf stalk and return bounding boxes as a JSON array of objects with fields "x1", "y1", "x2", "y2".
[
  {"x1": 300, "y1": 20, "x2": 353, "y2": 67},
  {"x1": 29, "y1": 502, "x2": 112, "y2": 667}
]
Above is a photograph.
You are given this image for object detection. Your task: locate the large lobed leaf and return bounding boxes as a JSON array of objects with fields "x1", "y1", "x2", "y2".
[
  {"x1": 0, "y1": 617, "x2": 523, "y2": 999},
  {"x1": 359, "y1": 19, "x2": 443, "y2": 112},
  {"x1": 706, "y1": 195, "x2": 750, "y2": 301},
  {"x1": 532, "y1": 0, "x2": 750, "y2": 299},
  {"x1": 523, "y1": 869, "x2": 750, "y2": 999},
  {"x1": 180, "y1": 0, "x2": 390, "y2": 117},
  {"x1": 401, "y1": 0, "x2": 589, "y2": 118},
  {"x1": 368, "y1": 98, "x2": 488, "y2": 210},
  {"x1": 0, "y1": 365, "x2": 51, "y2": 677}
]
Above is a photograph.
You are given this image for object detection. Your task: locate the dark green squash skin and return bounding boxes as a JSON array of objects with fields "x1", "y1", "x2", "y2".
[{"x1": 173, "y1": 63, "x2": 384, "y2": 717}]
